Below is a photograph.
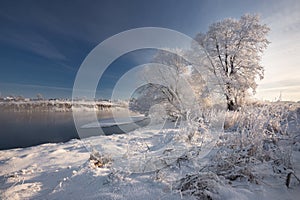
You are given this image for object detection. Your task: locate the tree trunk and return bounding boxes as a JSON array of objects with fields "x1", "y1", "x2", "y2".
[
  {"x1": 227, "y1": 100, "x2": 236, "y2": 111},
  {"x1": 225, "y1": 84, "x2": 237, "y2": 111}
]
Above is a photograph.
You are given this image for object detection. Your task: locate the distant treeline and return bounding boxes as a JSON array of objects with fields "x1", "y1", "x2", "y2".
[{"x1": 0, "y1": 100, "x2": 125, "y2": 112}]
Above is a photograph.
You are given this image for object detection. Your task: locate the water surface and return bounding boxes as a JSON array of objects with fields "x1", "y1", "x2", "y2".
[{"x1": 0, "y1": 110, "x2": 146, "y2": 150}]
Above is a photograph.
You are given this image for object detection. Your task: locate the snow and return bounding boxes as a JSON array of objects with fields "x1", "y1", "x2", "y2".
[
  {"x1": 0, "y1": 128, "x2": 192, "y2": 200},
  {"x1": 0, "y1": 104, "x2": 299, "y2": 200},
  {"x1": 81, "y1": 116, "x2": 146, "y2": 128}
]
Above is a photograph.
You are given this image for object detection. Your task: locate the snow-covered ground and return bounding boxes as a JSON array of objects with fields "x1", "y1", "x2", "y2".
[
  {"x1": 0, "y1": 104, "x2": 299, "y2": 200},
  {"x1": 81, "y1": 116, "x2": 146, "y2": 128}
]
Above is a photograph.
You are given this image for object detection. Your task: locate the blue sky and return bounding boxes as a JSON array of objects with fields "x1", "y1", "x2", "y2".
[{"x1": 0, "y1": 0, "x2": 299, "y2": 101}]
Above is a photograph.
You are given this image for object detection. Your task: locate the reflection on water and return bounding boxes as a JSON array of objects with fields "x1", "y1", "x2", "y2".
[{"x1": 0, "y1": 110, "x2": 145, "y2": 150}]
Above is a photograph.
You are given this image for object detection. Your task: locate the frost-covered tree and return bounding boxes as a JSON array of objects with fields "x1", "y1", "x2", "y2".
[
  {"x1": 130, "y1": 49, "x2": 206, "y2": 119},
  {"x1": 36, "y1": 93, "x2": 44, "y2": 100},
  {"x1": 129, "y1": 84, "x2": 167, "y2": 116},
  {"x1": 194, "y1": 14, "x2": 270, "y2": 110}
]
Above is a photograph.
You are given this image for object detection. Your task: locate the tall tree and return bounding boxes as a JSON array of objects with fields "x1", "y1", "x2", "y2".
[{"x1": 194, "y1": 14, "x2": 270, "y2": 110}]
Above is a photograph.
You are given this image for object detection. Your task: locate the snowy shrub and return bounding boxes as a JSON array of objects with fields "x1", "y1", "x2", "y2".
[
  {"x1": 213, "y1": 103, "x2": 297, "y2": 184},
  {"x1": 176, "y1": 172, "x2": 223, "y2": 200},
  {"x1": 89, "y1": 149, "x2": 112, "y2": 168}
]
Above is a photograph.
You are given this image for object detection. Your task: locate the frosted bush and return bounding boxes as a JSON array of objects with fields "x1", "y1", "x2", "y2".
[
  {"x1": 176, "y1": 172, "x2": 223, "y2": 200},
  {"x1": 213, "y1": 103, "x2": 296, "y2": 183}
]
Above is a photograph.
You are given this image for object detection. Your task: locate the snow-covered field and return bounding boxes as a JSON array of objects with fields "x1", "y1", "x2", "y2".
[{"x1": 0, "y1": 103, "x2": 299, "y2": 200}]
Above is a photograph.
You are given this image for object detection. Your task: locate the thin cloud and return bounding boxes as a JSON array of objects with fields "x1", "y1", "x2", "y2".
[
  {"x1": 0, "y1": 82, "x2": 72, "y2": 91},
  {"x1": 0, "y1": 28, "x2": 66, "y2": 61},
  {"x1": 256, "y1": 0, "x2": 300, "y2": 101},
  {"x1": 258, "y1": 85, "x2": 300, "y2": 92}
]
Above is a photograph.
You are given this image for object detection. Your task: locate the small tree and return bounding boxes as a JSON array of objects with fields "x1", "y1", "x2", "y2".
[
  {"x1": 194, "y1": 14, "x2": 270, "y2": 110},
  {"x1": 130, "y1": 49, "x2": 206, "y2": 119},
  {"x1": 129, "y1": 84, "x2": 167, "y2": 116},
  {"x1": 36, "y1": 93, "x2": 44, "y2": 100}
]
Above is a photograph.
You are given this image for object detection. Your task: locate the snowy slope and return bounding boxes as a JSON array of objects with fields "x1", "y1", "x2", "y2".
[
  {"x1": 0, "y1": 128, "x2": 194, "y2": 200},
  {"x1": 0, "y1": 126, "x2": 299, "y2": 200},
  {"x1": 1, "y1": 105, "x2": 300, "y2": 200}
]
